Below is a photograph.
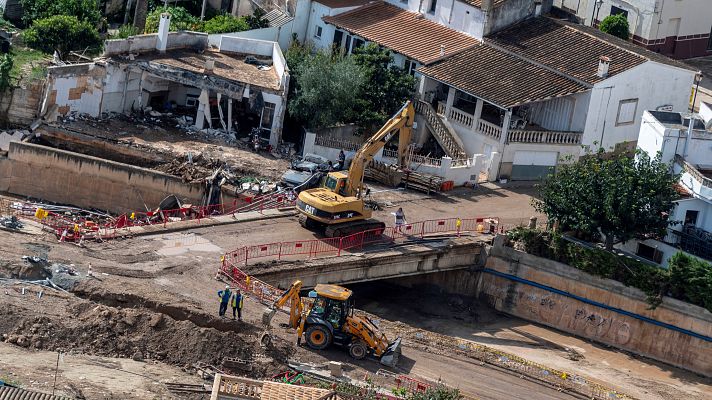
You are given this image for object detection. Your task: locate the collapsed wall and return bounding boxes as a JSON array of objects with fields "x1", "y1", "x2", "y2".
[{"x1": 0, "y1": 141, "x2": 205, "y2": 213}]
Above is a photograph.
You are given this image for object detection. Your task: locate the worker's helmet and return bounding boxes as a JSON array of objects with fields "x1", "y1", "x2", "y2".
[{"x1": 225, "y1": 285, "x2": 230, "y2": 289}]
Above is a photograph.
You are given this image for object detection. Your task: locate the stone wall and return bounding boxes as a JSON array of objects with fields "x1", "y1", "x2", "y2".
[
  {"x1": 0, "y1": 81, "x2": 44, "y2": 125},
  {"x1": 0, "y1": 141, "x2": 206, "y2": 213},
  {"x1": 478, "y1": 243, "x2": 712, "y2": 377}
]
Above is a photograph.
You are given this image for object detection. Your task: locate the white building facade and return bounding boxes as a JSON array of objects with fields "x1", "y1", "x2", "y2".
[
  {"x1": 622, "y1": 106, "x2": 712, "y2": 266},
  {"x1": 554, "y1": 0, "x2": 712, "y2": 59}
]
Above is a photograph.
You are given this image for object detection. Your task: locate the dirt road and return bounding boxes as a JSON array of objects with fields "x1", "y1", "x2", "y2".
[{"x1": 1, "y1": 184, "x2": 709, "y2": 399}]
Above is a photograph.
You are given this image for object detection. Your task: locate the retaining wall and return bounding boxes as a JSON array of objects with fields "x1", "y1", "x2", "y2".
[
  {"x1": 0, "y1": 141, "x2": 205, "y2": 213},
  {"x1": 478, "y1": 243, "x2": 712, "y2": 377},
  {"x1": 0, "y1": 81, "x2": 44, "y2": 125}
]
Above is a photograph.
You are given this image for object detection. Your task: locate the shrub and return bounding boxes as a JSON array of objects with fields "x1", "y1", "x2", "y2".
[
  {"x1": 112, "y1": 24, "x2": 140, "y2": 39},
  {"x1": 0, "y1": 53, "x2": 13, "y2": 92},
  {"x1": 599, "y1": 14, "x2": 630, "y2": 40},
  {"x1": 202, "y1": 14, "x2": 250, "y2": 34},
  {"x1": 144, "y1": 6, "x2": 201, "y2": 33},
  {"x1": 23, "y1": 15, "x2": 102, "y2": 57},
  {"x1": 19, "y1": 0, "x2": 102, "y2": 27},
  {"x1": 245, "y1": 8, "x2": 268, "y2": 29}
]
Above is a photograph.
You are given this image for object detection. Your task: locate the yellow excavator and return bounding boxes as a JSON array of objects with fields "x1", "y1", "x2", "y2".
[
  {"x1": 296, "y1": 101, "x2": 415, "y2": 237},
  {"x1": 262, "y1": 280, "x2": 401, "y2": 367}
]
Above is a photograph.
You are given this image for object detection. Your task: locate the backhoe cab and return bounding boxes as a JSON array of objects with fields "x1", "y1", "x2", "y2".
[{"x1": 262, "y1": 281, "x2": 401, "y2": 367}]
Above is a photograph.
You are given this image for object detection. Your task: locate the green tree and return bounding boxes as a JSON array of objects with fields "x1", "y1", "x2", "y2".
[
  {"x1": 202, "y1": 14, "x2": 250, "y2": 34},
  {"x1": 0, "y1": 53, "x2": 13, "y2": 92},
  {"x1": 23, "y1": 15, "x2": 102, "y2": 57},
  {"x1": 245, "y1": 8, "x2": 269, "y2": 29},
  {"x1": 534, "y1": 150, "x2": 679, "y2": 250},
  {"x1": 19, "y1": 0, "x2": 102, "y2": 27},
  {"x1": 287, "y1": 49, "x2": 365, "y2": 129},
  {"x1": 144, "y1": 6, "x2": 201, "y2": 33},
  {"x1": 668, "y1": 252, "x2": 712, "y2": 311},
  {"x1": 599, "y1": 14, "x2": 630, "y2": 40},
  {"x1": 351, "y1": 43, "x2": 416, "y2": 127}
]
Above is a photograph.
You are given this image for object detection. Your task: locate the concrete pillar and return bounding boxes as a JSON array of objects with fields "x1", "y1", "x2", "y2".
[
  {"x1": 303, "y1": 132, "x2": 316, "y2": 154},
  {"x1": 487, "y1": 151, "x2": 500, "y2": 182},
  {"x1": 156, "y1": 13, "x2": 171, "y2": 53},
  {"x1": 195, "y1": 89, "x2": 209, "y2": 130},
  {"x1": 418, "y1": 75, "x2": 426, "y2": 98},
  {"x1": 440, "y1": 156, "x2": 452, "y2": 178},
  {"x1": 471, "y1": 98, "x2": 484, "y2": 133},
  {"x1": 227, "y1": 98, "x2": 233, "y2": 133},
  {"x1": 445, "y1": 86, "x2": 456, "y2": 118},
  {"x1": 499, "y1": 109, "x2": 512, "y2": 149}
]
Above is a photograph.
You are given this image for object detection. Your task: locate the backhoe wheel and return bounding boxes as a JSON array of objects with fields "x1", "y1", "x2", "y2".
[
  {"x1": 348, "y1": 341, "x2": 368, "y2": 360},
  {"x1": 305, "y1": 325, "x2": 332, "y2": 350}
]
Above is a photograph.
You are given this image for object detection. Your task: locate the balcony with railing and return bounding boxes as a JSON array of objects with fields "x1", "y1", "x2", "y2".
[
  {"x1": 666, "y1": 226, "x2": 712, "y2": 262},
  {"x1": 674, "y1": 154, "x2": 712, "y2": 201},
  {"x1": 436, "y1": 101, "x2": 582, "y2": 145}
]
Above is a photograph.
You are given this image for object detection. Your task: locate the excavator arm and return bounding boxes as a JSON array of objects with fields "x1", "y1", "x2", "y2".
[
  {"x1": 344, "y1": 101, "x2": 415, "y2": 197},
  {"x1": 261, "y1": 280, "x2": 304, "y2": 329}
]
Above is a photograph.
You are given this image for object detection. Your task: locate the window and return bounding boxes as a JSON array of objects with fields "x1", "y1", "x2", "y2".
[
  {"x1": 684, "y1": 210, "x2": 699, "y2": 226},
  {"x1": 428, "y1": 0, "x2": 437, "y2": 13},
  {"x1": 260, "y1": 102, "x2": 276, "y2": 131},
  {"x1": 314, "y1": 25, "x2": 323, "y2": 39},
  {"x1": 636, "y1": 243, "x2": 663, "y2": 264},
  {"x1": 616, "y1": 98, "x2": 638, "y2": 125},
  {"x1": 185, "y1": 94, "x2": 199, "y2": 107},
  {"x1": 610, "y1": 6, "x2": 628, "y2": 18},
  {"x1": 404, "y1": 59, "x2": 418, "y2": 76},
  {"x1": 351, "y1": 38, "x2": 365, "y2": 52}
]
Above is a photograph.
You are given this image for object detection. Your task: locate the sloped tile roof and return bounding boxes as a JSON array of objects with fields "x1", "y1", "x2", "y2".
[
  {"x1": 314, "y1": 0, "x2": 372, "y2": 9},
  {"x1": 264, "y1": 9, "x2": 294, "y2": 28},
  {"x1": 323, "y1": 1, "x2": 479, "y2": 64},
  {"x1": 0, "y1": 386, "x2": 68, "y2": 400},
  {"x1": 462, "y1": 0, "x2": 510, "y2": 8},
  {"x1": 418, "y1": 43, "x2": 589, "y2": 108},
  {"x1": 487, "y1": 17, "x2": 696, "y2": 85}
]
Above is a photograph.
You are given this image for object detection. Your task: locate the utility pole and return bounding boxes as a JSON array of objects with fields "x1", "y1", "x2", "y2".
[
  {"x1": 200, "y1": 0, "x2": 208, "y2": 20},
  {"x1": 52, "y1": 351, "x2": 61, "y2": 396}
]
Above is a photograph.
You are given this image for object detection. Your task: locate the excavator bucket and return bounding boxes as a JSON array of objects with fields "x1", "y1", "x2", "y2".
[
  {"x1": 379, "y1": 337, "x2": 402, "y2": 368},
  {"x1": 262, "y1": 307, "x2": 277, "y2": 326}
]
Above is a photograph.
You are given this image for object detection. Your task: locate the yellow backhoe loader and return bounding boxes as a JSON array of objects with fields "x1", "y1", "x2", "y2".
[
  {"x1": 296, "y1": 101, "x2": 415, "y2": 237},
  {"x1": 262, "y1": 280, "x2": 402, "y2": 367}
]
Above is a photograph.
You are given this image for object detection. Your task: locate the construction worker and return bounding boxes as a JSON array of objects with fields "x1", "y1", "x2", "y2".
[
  {"x1": 394, "y1": 207, "x2": 406, "y2": 232},
  {"x1": 218, "y1": 285, "x2": 232, "y2": 317},
  {"x1": 337, "y1": 149, "x2": 345, "y2": 169},
  {"x1": 231, "y1": 289, "x2": 243, "y2": 320}
]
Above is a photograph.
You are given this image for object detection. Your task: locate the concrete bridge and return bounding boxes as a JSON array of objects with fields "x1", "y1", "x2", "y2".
[{"x1": 243, "y1": 237, "x2": 486, "y2": 289}]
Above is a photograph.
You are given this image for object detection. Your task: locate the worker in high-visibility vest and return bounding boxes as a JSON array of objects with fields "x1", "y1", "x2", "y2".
[{"x1": 231, "y1": 289, "x2": 244, "y2": 321}]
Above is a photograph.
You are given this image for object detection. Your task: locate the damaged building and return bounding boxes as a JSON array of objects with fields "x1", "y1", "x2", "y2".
[{"x1": 39, "y1": 13, "x2": 290, "y2": 146}]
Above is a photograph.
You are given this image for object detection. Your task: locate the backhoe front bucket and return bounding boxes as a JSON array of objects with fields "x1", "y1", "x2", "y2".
[
  {"x1": 262, "y1": 307, "x2": 277, "y2": 327},
  {"x1": 380, "y1": 337, "x2": 402, "y2": 368}
]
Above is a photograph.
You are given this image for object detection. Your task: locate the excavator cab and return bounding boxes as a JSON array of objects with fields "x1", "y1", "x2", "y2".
[{"x1": 323, "y1": 172, "x2": 349, "y2": 197}]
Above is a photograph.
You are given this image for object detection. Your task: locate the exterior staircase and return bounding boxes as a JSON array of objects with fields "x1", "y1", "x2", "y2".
[{"x1": 414, "y1": 99, "x2": 467, "y2": 159}]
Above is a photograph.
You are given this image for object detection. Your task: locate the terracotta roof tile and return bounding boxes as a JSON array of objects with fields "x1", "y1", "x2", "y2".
[
  {"x1": 487, "y1": 17, "x2": 696, "y2": 85},
  {"x1": 314, "y1": 0, "x2": 372, "y2": 9},
  {"x1": 323, "y1": 2, "x2": 479, "y2": 64},
  {"x1": 0, "y1": 386, "x2": 68, "y2": 400},
  {"x1": 418, "y1": 44, "x2": 589, "y2": 108},
  {"x1": 462, "y1": 0, "x2": 509, "y2": 8}
]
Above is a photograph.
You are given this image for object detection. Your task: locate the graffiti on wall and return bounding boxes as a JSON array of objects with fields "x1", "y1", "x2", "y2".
[{"x1": 481, "y1": 282, "x2": 632, "y2": 345}]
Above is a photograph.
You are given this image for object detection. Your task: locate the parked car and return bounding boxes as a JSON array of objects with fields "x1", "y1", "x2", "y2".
[{"x1": 291, "y1": 153, "x2": 331, "y2": 173}]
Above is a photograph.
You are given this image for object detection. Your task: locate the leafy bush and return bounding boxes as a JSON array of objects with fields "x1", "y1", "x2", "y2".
[
  {"x1": 599, "y1": 13, "x2": 630, "y2": 40},
  {"x1": 202, "y1": 14, "x2": 250, "y2": 34},
  {"x1": 23, "y1": 15, "x2": 102, "y2": 57},
  {"x1": 245, "y1": 8, "x2": 269, "y2": 29},
  {"x1": 144, "y1": 6, "x2": 202, "y2": 33},
  {"x1": 0, "y1": 53, "x2": 13, "y2": 92},
  {"x1": 112, "y1": 24, "x2": 140, "y2": 39},
  {"x1": 507, "y1": 227, "x2": 712, "y2": 311},
  {"x1": 19, "y1": 0, "x2": 102, "y2": 27}
]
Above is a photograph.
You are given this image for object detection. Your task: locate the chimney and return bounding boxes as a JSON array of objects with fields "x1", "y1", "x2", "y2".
[
  {"x1": 156, "y1": 13, "x2": 171, "y2": 53},
  {"x1": 597, "y1": 56, "x2": 610, "y2": 78},
  {"x1": 440, "y1": 45, "x2": 445, "y2": 57},
  {"x1": 481, "y1": 0, "x2": 493, "y2": 12},
  {"x1": 204, "y1": 57, "x2": 215, "y2": 73}
]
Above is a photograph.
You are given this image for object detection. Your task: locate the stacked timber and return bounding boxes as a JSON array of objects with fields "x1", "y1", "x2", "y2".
[
  {"x1": 366, "y1": 160, "x2": 443, "y2": 193},
  {"x1": 402, "y1": 170, "x2": 444, "y2": 194},
  {"x1": 365, "y1": 160, "x2": 403, "y2": 187}
]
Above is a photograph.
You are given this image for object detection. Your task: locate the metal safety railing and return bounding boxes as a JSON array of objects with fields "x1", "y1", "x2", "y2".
[
  {"x1": 2, "y1": 192, "x2": 297, "y2": 242},
  {"x1": 220, "y1": 216, "x2": 500, "y2": 269}
]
